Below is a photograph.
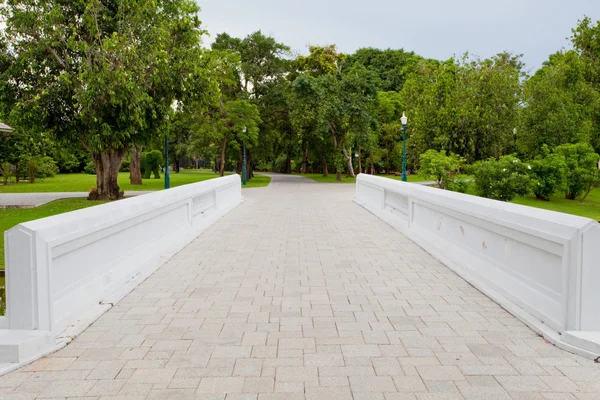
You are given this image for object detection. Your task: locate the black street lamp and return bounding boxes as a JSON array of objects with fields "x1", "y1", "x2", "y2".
[{"x1": 401, "y1": 112, "x2": 408, "y2": 182}]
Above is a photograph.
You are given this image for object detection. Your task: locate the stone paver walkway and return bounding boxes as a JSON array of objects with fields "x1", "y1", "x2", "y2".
[
  {"x1": 0, "y1": 191, "x2": 155, "y2": 208},
  {"x1": 1, "y1": 174, "x2": 599, "y2": 399}
]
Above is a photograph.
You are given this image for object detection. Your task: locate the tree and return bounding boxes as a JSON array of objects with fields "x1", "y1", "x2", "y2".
[
  {"x1": 419, "y1": 150, "x2": 467, "y2": 192},
  {"x1": 554, "y1": 143, "x2": 600, "y2": 200},
  {"x1": 519, "y1": 51, "x2": 599, "y2": 158},
  {"x1": 343, "y1": 47, "x2": 419, "y2": 92},
  {"x1": 400, "y1": 53, "x2": 523, "y2": 166},
  {"x1": 1, "y1": 0, "x2": 214, "y2": 200}
]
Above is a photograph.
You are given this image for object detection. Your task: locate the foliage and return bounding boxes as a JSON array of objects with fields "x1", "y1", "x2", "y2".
[
  {"x1": 36, "y1": 156, "x2": 59, "y2": 179},
  {"x1": 343, "y1": 47, "x2": 419, "y2": 92},
  {"x1": 473, "y1": 155, "x2": 532, "y2": 201},
  {"x1": 2, "y1": 162, "x2": 12, "y2": 185},
  {"x1": 84, "y1": 161, "x2": 96, "y2": 175},
  {"x1": 1, "y1": 0, "x2": 216, "y2": 200},
  {"x1": 419, "y1": 150, "x2": 467, "y2": 192},
  {"x1": 141, "y1": 151, "x2": 164, "y2": 180},
  {"x1": 554, "y1": 143, "x2": 600, "y2": 200},
  {"x1": 528, "y1": 147, "x2": 567, "y2": 201},
  {"x1": 400, "y1": 53, "x2": 523, "y2": 166},
  {"x1": 519, "y1": 51, "x2": 599, "y2": 157}
]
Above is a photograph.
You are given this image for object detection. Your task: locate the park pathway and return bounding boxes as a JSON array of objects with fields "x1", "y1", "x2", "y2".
[{"x1": 1, "y1": 174, "x2": 599, "y2": 399}]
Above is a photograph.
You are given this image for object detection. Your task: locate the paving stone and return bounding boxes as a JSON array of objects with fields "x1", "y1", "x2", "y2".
[{"x1": 3, "y1": 175, "x2": 600, "y2": 400}]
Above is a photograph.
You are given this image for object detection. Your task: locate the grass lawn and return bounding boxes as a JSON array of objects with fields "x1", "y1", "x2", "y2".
[
  {"x1": 461, "y1": 184, "x2": 600, "y2": 221},
  {"x1": 295, "y1": 173, "x2": 435, "y2": 184},
  {"x1": 245, "y1": 175, "x2": 271, "y2": 188},
  {"x1": 0, "y1": 169, "x2": 223, "y2": 193},
  {"x1": 511, "y1": 189, "x2": 600, "y2": 221}
]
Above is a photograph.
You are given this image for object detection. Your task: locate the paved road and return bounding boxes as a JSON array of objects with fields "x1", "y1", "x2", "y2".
[
  {"x1": 0, "y1": 191, "x2": 156, "y2": 208},
  {"x1": 1, "y1": 174, "x2": 599, "y2": 399}
]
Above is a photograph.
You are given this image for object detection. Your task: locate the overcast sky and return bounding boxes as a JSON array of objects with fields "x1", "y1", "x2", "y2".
[{"x1": 198, "y1": 0, "x2": 600, "y2": 74}]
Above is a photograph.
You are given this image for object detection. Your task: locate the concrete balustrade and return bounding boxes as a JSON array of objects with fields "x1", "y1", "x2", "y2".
[
  {"x1": 355, "y1": 173, "x2": 600, "y2": 358},
  {"x1": 1, "y1": 175, "x2": 242, "y2": 365}
]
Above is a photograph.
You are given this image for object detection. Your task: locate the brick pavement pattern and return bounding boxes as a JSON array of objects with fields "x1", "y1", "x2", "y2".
[{"x1": 1, "y1": 174, "x2": 599, "y2": 399}]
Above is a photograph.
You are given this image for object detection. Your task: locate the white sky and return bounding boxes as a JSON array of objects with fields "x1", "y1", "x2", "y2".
[{"x1": 197, "y1": 0, "x2": 600, "y2": 74}]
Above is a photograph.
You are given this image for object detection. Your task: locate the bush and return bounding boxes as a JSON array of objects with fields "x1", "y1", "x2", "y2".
[
  {"x1": 84, "y1": 160, "x2": 96, "y2": 175},
  {"x1": 141, "y1": 150, "x2": 162, "y2": 179},
  {"x1": 554, "y1": 143, "x2": 600, "y2": 200},
  {"x1": 419, "y1": 149, "x2": 467, "y2": 192},
  {"x1": 120, "y1": 159, "x2": 130, "y2": 173},
  {"x1": 528, "y1": 147, "x2": 566, "y2": 201},
  {"x1": 473, "y1": 155, "x2": 531, "y2": 201},
  {"x1": 37, "y1": 156, "x2": 59, "y2": 178}
]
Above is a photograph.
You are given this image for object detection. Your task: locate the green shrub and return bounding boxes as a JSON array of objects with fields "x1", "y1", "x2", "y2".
[
  {"x1": 554, "y1": 143, "x2": 600, "y2": 200},
  {"x1": 473, "y1": 155, "x2": 531, "y2": 201},
  {"x1": 528, "y1": 147, "x2": 566, "y2": 201},
  {"x1": 84, "y1": 160, "x2": 96, "y2": 175},
  {"x1": 37, "y1": 156, "x2": 59, "y2": 178},
  {"x1": 120, "y1": 159, "x2": 130, "y2": 173},
  {"x1": 419, "y1": 149, "x2": 467, "y2": 192},
  {"x1": 141, "y1": 150, "x2": 162, "y2": 179}
]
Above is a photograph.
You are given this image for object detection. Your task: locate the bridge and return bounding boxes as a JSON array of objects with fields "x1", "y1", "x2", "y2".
[{"x1": 1, "y1": 174, "x2": 599, "y2": 399}]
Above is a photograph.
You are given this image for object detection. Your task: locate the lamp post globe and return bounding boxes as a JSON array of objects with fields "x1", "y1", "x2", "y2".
[{"x1": 401, "y1": 112, "x2": 408, "y2": 182}]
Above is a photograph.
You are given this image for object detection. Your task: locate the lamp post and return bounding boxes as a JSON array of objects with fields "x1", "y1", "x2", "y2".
[
  {"x1": 165, "y1": 102, "x2": 178, "y2": 189},
  {"x1": 513, "y1": 128, "x2": 517, "y2": 155},
  {"x1": 401, "y1": 112, "x2": 408, "y2": 182},
  {"x1": 242, "y1": 126, "x2": 247, "y2": 186},
  {"x1": 164, "y1": 133, "x2": 170, "y2": 189}
]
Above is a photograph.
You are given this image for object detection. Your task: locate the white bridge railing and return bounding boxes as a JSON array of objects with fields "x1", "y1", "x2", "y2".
[
  {"x1": 1, "y1": 175, "x2": 242, "y2": 366},
  {"x1": 355, "y1": 174, "x2": 600, "y2": 358}
]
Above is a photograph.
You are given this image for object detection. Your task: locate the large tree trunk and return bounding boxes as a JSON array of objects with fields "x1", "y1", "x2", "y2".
[
  {"x1": 301, "y1": 145, "x2": 308, "y2": 174},
  {"x1": 130, "y1": 144, "x2": 143, "y2": 185},
  {"x1": 342, "y1": 147, "x2": 356, "y2": 178},
  {"x1": 285, "y1": 156, "x2": 291, "y2": 174},
  {"x1": 357, "y1": 147, "x2": 362, "y2": 175},
  {"x1": 370, "y1": 156, "x2": 375, "y2": 175},
  {"x1": 219, "y1": 135, "x2": 227, "y2": 176},
  {"x1": 174, "y1": 159, "x2": 180, "y2": 173},
  {"x1": 322, "y1": 156, "x2": 328, "y2": 177},
  {"x1": 89, "y1": 150, "x2": 127, "y2": 200}
]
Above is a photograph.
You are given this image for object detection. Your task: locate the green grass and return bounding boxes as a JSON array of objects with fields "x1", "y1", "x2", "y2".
[
  {"x1": 295, "y1": 173, "x2": 434, "y2": 184},
  {"x1": 461, "y1": 184, "x2": 600, "y2": 221},
  {"x1": 244, "y1": 175, "x2": 271, "y2": 188},
  {"x1": 511, "y1": 189, "x2": 600, "y2": 221},
  {"x1": 0, "y1": 169, "x2": 224, "y2": 193}
]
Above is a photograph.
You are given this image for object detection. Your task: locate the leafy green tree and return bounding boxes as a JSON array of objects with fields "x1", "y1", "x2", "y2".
[
  {"x1": 375, "y1": 91, "x2": 404, "y2": 173},
  {"x1": 401, "y1": 53, "x2": 523, "y2": 166},
  {"x1": 419, "y1": 150, "x2": 467, "y2": 192},
  {"x1": 1, "y1": 0, "x2": 213, "y2": 200},
  {"x1": 554, "y1": 143, "x2": 600, "y2": 200},
  {"x1": 528, "y1": 147, "x2": 567, "y2": 201},
  {"x1": 519, "y1": 51, "x2": 599, "y2": 157},
  {"x1": 473, "y1": 155, "x2": 531, "y2": 201},
  {"x1": 343, "y1": 47, "x2": 419, "y2": 92}
]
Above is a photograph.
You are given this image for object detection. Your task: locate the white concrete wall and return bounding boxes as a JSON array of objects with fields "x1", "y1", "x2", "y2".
[
  {"x1": 4, "y1": 175, "x2": 242, "y2": 338},
  {"x1": 355, "y1": 174, "x2": 600, "y2": 357}
]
